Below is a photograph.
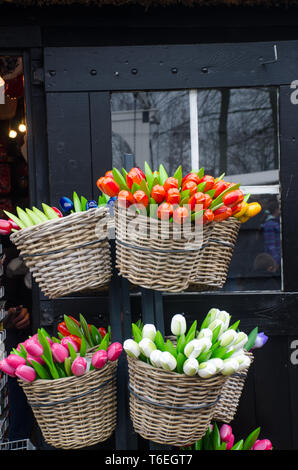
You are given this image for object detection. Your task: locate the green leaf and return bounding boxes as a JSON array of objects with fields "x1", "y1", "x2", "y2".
[
  {"x1": 197, "y1": 182, "x2": 206, "y2": 193},
  {"x1": 243, "y1": 427, "x2": 261, "y2": 450},
  {"x1": 231, "y1": 439, "x2": 244, "y2": 450},
  {"x1": 180, "y1": 189, "x2": 190, "y2": 200},
  {"x1": 191, "y1": 210, "x2": 204, "y2": 222},
  {"x1": 112, "y1": 168, "x2": 129, "y2": 190},
  {"x1": 135, "y1": 319, "x2": 143, "y2": 331},
  {"x1": 165, "y1": 339, "x2": 177, "y2": 358},
  {"x1": 159, "y1": 164, "x2": 168, "y2": 185},
  {"x1": 211, "y1": 346, "x2": 229, "y2": 359},
  {"x1": 173, "y1": 165, "x2": 182, "y2": 187},
  {"x1": 212, "y1": 324, "x2": 222, "y2": 343},
  {"x1": 197, "y1": 167, "x2": 204, "y2": 179},
  {"x1": 210, "y1": 203, "x2": 224, "y2": 213},
  {"x1": 219, "y1": 442, "x2": 227, "y2": 450},
  {"x1": 139, "y1": 178, "x2": 151, "y2": 198},
  {"x1": 37, "y1": 329, "x2": 53, "y2": 365},
  {"x1": 194, "y1": 439, "x2": 203, "y2": 450},
  {"x1": 176, "y1": 352, "x2": 187, "y2": 374},
  {"x1": 215, "y1": 172, "x2": 225, "y2": 182},
  {"x1": 68, "y1": 342, "x2": 78, "y2": 362},
  {"x1": 197, "y1": 350, "x2": 212, "y2": 363},
  {"x1": 154, "y1": 330, "x2": 165, "y2": 351},
  {"x1": 16, "y1": 207, "x2": 35, "y2": 227},
  {"x1": 64, "y1": 357, "x2": 72, "y2": 377},
  {"x1": 212, "y1": 422, "x2": 221, "y2": 450},
  {"x1": 79, "y1": 313, "x2": 93, "y2": 347},
  {"x1": 55, "y1": 363, "x2": 67, "y2": 378},
  {"x1": 90, "y1": 325, "x2": 102, "y2": 346},
  {"x1": 132, "y1": 323, "x2": 143, "y2": 343},
  {"x1": 98, "y1": 333, "x2": 110, "y2": 351},
  {"x1": 222, "y1": 348, "x2": 235, "y2": 360},
  {"x1": 26, "y1": 208, "x2": 43, "y2": 225},
  {"x1": 81, "y1": 196, "x2": 88, "y2": 211},
  {"x1": 131, "y1": 182, "x2": 140, "y2": 194},
  {"x1": 176, "y1": 334, "x2": 186, "y2": 354},
  {"x1": 122, "y1": 168, "x2": 128, "y2": 180},
  {"x1": 19, "y1": 344, "x2": 28, "y2": 359},
  {"x1": 42, "y1": 203, "x2": 60, "y2": 220},
  {"x1": 244, "y1": 193, "x2": 251, "y2": 203},
  {"x1": 42, "y1": 355, "x2": 60, "y2": 379},
  {"x1": 3, "y1": 211, "x2": 27, "y2": 230},
  {"x1": 229, "y1": 320, "x2": 240, "y2": 331},
  {"x1": 30, "y1": 360, "x2": 51, "y2": 380},
  {"x1": 144, "y1": 161, "x2": 154, "y2": 190},
  {"x1": 32, "y1": 207, "x2": 49, "y2": 222},
  {"x1": 80, "y1": 336, "x2": 87, "y2": 357},
  {"x1": 205, "y1": 189, "x2": 216, "y2": 198},
  {"x1": 64, "y1": 315, "x2": 84, "y2": 339},
  {"x1": 185, "y1": 321, "x2": 197, "y2": 344},
  {"x1": 73, "y1": 191, "x2": 82, "y2": 212},
  {"x1": 244, "y1": 326, "x2": 259, "y2": 351}
]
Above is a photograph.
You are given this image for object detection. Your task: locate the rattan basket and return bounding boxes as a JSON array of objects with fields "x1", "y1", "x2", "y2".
[
  {"x1": 213, "y1": 352, "x2": 254, "y2": 423},
  {"x1": 18, "y1": 361, "x2": 118, "y2": 450},
  {"x1": 115, "y1": 203, "x2": 214, "y2": 293},
  {"x1": 10, "y1": 207, "x2": 112, "y2": 299},
  {"x1": 127, "y1": 355, "x2": 227, "y2": 446},
  {"x1": 189, "y1": 217, "x2": 241, "y2": 291}
]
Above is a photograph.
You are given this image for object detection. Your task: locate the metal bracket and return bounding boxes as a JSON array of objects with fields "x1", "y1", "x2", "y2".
[
  {"x1": 259, "y1": 44, "x2": 278, "y2": 65},
  {"x1": 32, "y1": 66, "x2": 44, "y2": 85}
]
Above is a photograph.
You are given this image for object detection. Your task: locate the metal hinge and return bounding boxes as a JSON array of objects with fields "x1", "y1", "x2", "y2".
[{"x1": 32, "y1": 66, "x2": 44, "y2": 85}]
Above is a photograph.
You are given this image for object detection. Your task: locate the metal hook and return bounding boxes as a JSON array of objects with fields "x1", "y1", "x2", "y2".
[{"x1": 259, "y1": 44, "x2": 278, "y2": 65}]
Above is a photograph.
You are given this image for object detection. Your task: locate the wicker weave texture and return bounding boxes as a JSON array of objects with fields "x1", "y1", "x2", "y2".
[
  {"x1": 213, "y1": 352, "x2": 253, "y2": 423},
  {"x1": 10, "y1": 207, "x2": 112, "y2": 299},
  {"x1": 19, "y1": 361, "x2": 118, "y2": 450},
  {"x1": 189, "y1": 217, "x2": 240, "y2": 291},
  {"x1": 127, "y1": 356, "x2": 227, "y2": 446},
  {"x1": 115, "y1": 204, "x2": 214, "y2": 293}
]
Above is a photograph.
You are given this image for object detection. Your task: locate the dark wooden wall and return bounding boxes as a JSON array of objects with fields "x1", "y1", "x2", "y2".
[{"x1": 1, "y1": 2, "x2": 298, "y2": 450}]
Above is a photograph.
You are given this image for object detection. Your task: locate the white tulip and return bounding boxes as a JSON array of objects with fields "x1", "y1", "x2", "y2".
[
  {"x1": 221, "y1": 358, "x2": 240, "y2": 376},
  {"x1": 197, "y1": 328, "x2": 213, "y2": 340},
  {"x1": 142, "y1": 324, "x2": 157, "y2": 341},
  {"x1": 207, "y1": 358, "x2": 224, "y2": 373},
  {"x1": 236, "y1": 354, "x2": 251, "y2": 371},
  {"x1": 218, "y1": 329, "x2": 238, "y2": 348},
  {"x1": 233, "y1": 332, "x2": 248, "y2": 351},
  {"x1": 184, "y1": 338, "x2": 211, "y2": 359},
  {"x1": 123, "y1": 339, "x2": 141, "y2": 359},
  {"x1": 198, "y1": 361, "x2": 217, "y2": 379},
  {"x1": 205, "y1": 308, "x2": 220, "y2": 327},
  {"x1": 216, "y1": 311, "x2": 230, "y2": 331},
  {"x1": 150, "y1": 349, "x2": 163, "y2": 368},
  {"x1": 160, "y1": 351, "x2": 177, "y2": 371},
  {"x1": 171, "y1": 314, "x2": 187, "y2": 336},
  {"x1": 183, "y1": 358, "x2": 199, "y2": 376},
  {"x1": 208, "y1": 319, "x2": 225, "y2": 336},
  {"x1": 139, "y1": 338, "x2": 157, "y2": 358}
]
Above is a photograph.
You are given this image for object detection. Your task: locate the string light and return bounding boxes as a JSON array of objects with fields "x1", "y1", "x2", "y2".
[
  {"x1": 9, "y1": 129, "x2": 17, "y2": 139},
  {"x1": 18, "y1": 123, "x2": 26, "y2": 133}
]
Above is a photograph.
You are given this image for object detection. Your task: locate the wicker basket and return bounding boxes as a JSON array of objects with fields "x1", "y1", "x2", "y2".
[
  {"x1": 10, "y1": 207, "x2": 112, "y2": 299},
  {"x1": 189, "y1": 217, "x2": 241, "y2": 291},
  {"x1": 213, "y1": 352, "x2": 253, "y2": 423},
  {"x1": 115, "y1": 204, "x2": 214, "y2": 293},
  {"x1": 18, "y1": 361, "x2": 118, "y2": 450},
  {"x1": 127, "y1": 355, "x2": 227, "y2": 446}
]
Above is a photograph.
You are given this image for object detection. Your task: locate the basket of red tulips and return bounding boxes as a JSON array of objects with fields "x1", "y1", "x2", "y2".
[{"x1": 96, "y1": 163, "x2": 261, "y2": 292}]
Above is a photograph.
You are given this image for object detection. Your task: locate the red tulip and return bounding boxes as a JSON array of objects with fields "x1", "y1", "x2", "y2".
[
  {"x1": 181, "y1": 180, "x2": 197, "y2": 197},
  {"x1": 0, "y1": 219, "x2": 12, "y2": 235},
  {"x1": 222, "y1": 190, "x2": 244, "y2": 208},
  {"x1": 151, "y1": 184, "x2": 166, "y2": 204},
  {"x1": 126, "y1": 167, "x2": 146, "y2": 189},
  {"x1": 189, "y1": 192, "x2": 205, "y2": 212},
  {"x1": 8, "y1": 219, "x2": 21, "y2": 230},
  {"x1": 173, "y1": 207, "x2": 189, "y2": 224},
  {"x1": 118, "y1": 190, "x2": 135, "y2": 208},
  {"x1": 213, "y1": 180, "x2": 229, "y2": 199},
  {"x1": 198, "y1": 175, "x2": 215, "y2": 192},
  {"x1": 166, "y1": 188, "x2": 181, "y2": 205},
  {"x1": 213, "y1": 205, "x2": 232, "y2": 222},
  {"x1": 181, "y1": 172, "x2": 200, "y2": 186},
  {"x1": 163, "y1": 177, "x2": 179, "y2": 193},
  {"x1": 51, "y1": 207, "x2": 63, "y2": 218},
  {"x1": 101, "y1": 177, "x2": 120, "y2": 197},
  {"x1": 203, "y1": 209, "x2": 215, "y2": 225},
  {"x1": 157, "y1": 202, "x2": 173, "y2": 220},
  {"x1": 133, "y1": 190, "x2": 149, "y2": 208}
]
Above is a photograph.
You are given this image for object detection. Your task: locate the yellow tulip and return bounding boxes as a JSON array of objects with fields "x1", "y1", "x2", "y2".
[
  {"x1": 245, "y1": 202, "x2": 262, "y2": 218},
  {"x1": 233, "y1": 201, "x2": 248, "y2": 219}
]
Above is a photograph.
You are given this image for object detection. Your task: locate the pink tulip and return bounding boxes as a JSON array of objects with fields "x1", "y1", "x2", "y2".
[
  {"x1": 31, "y1": 334, "x2": 39, "y2": 342},
  {"x1": 51, "y1": 343, "x2": 69, "y2": 363},
  {"x1": 61, "y1": 336, "x2": 79, "y2": 353},
  {"x1": 92, "y1": 350, "x2": 108, "y2": 369},
  {"x1": 25, "y1": 339, "x2": 43, "y2": 357},
  {"x1": 107, "y1": 342, "x2": 123, "y2": 361},
  {"x1": 71, "y1": 357, "x2": 87, "y2": 377},
  {"x1": 226, "y1": 433, "x2": 235, "y2": 450},
  {"x1": 252, "y1": 439, "x2": 272, "y2": 450},
  {"x1": 15, "y1": 365, "x2": 36, "y2": 383},
  {"x1": 6, "y1": 354, "x2": 27, "y2": 369},
  {"x1": 0, "y1": 358, "x2": 16, "y2": 377},
  {"x1": 220, "y1": 424, "x2": 233, "y2": 443},
  {"x1": 27, "y1": 355, "x2": 45, "y2": 366}
]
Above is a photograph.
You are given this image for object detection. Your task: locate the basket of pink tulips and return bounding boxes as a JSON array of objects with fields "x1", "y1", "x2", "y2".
[
  {"x1": 181, "y1": 422, "x2": 273, "y2": 450},
  {"x1": 0, "y1": 327, "x2": 122, "y2": 449}
]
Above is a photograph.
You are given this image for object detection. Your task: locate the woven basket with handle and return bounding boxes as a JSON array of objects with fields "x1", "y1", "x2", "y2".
[
  {"x1": 213, "y1": 352, "x2": 254, "y2": 423},
  {"x1": 115, "y1": 203, "x2": 214, "y2": 293},
  {"x1": 127, "y1": 355, "x2": 227, "y2": 446},
  {"x1": 189, "y1": 217, "x2": 241, "y2": 291},
  {"x1": 10, "y1": 207, "x2": 112, "y2": 299},
  {"x1": 18, "y1": 361, "x2": 118, "y2": 450}
]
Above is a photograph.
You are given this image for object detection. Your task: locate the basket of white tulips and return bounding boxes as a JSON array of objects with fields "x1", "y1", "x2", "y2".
[{"x1": 124, "y1": 308, "x2": 252, "y2": 447}]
